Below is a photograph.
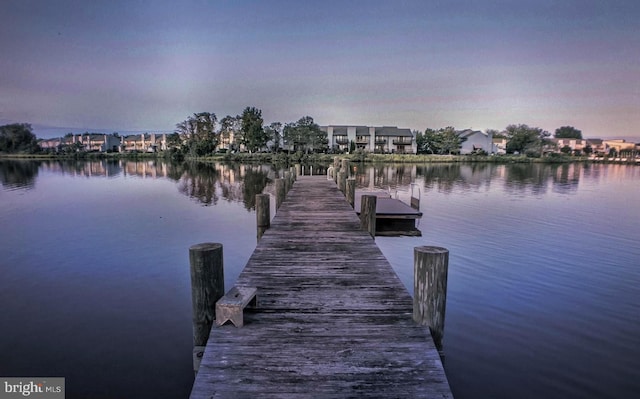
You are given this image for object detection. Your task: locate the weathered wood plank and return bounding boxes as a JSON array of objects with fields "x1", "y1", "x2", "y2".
[{"x1": 190, "y1": 176, "x2": 452, "y2": 398}]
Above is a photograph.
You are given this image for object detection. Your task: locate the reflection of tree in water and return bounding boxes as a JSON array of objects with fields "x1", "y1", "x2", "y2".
[
  {"x1": 242, "y1": 167, "x2": 270, "y2": 210},
  {"x1": 177, "y1": 162, "x2": 221, "y2": 206},
  {"x1": 504, "y1": 164, "x2": 547, "y2": 195},
  {"x1": 551, "y1": 164, "x2": 581, "y2": 194},
  {"x1": 173, "y1": 162, "x2": 271, "y2": 207},
  {"x1": 0, "y1": 160, "x2": 39, "y2": 190},
  {"x1": 417, "y1": 164, "x2": 463, "y2": 194}
]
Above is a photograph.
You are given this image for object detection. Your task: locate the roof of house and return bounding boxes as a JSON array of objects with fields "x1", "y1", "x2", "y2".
[
  {"x1": 457, "y1": 129, "x2": 487, "y2": 138},
  {"x1": 374, "y1": 126, "x2": 413, "y2": 137}
]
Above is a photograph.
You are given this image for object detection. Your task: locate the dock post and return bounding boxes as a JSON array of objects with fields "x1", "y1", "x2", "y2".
[
  {"x1": 333, "y1": 156, "x2": 340, "y2": 169},
  {"x1": 284, "y1": 171, "x2": 292, "y2": 193},
  {"x1": 337, "y1": 170, "x2": 346, "y2": 194},
  {"x1": 413, "y1": 246, "x2": 449, "y2": 351},
  {"x1": 360, "y1": 195, "x2": 377, "y2": 237},
  {"x1": 290, "y1": 166, "x2": 297, "y2": 182},
  {"x1": 295, "y1": 164, "x2": 301, "y2": 177},
  {"x1": 189, "y1": 243, "x2": 224, "y2": 373},
  {"x1": 346, "y1": 178, "x2": 356, "y2": 208},
  {"x1": 256, "y1": 194, "x2": 270, "y2": 240},
  {"x1": 275, "y1": 178, "x2": 285, "y2": 210},
  {"x1": 341, "y1": 159, "x2": 350, "y2": 177}
]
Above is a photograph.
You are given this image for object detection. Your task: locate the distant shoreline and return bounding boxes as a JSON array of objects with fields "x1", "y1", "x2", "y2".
[{"x1": 2, "y1": 152, "x2": 638, "y2": 165}]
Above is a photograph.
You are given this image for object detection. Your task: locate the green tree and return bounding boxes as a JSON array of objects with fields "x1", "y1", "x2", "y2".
[
  {"x1": 555, "y1": 126, "x2": 582, "y2": 139},
  {"x1": 416, "y1": 128, "x2": 440, "y2": 154},
  {"x1": 560, "y1": 145, "x2": 572, "y2": 154},
  {"x1": 0, "y1": 123, "x2": 39, "y2": 153},
  {"x1": 219, "y1": 115, "x2": 242, "y2": 151},
  {"x1": 283, "y1": 116, "x2": 327, "y2": 153},
  {"x1": 240, "y1": 107, "x2": 267, "y2": 153},
  {"x1": 504, "y1": 124, "x2": 550, "y2": 157},
  {"x1": 175, "y1": 112, "x2": 218, "y2": 156},
  {"x1": 438, "y1": 126, "x2": 465, "y2": 155},
  {"x1": 264, "y1": 122, "x2": 283, "y2": 152}
]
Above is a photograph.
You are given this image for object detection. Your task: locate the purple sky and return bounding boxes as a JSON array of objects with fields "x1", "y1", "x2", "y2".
[{"x1": 1, "y1": 0, "x2": 639, "y2": 139}]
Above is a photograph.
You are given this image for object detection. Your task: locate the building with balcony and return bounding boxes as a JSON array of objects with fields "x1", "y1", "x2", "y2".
[{"x1": 322, "y1": 125, "x2": 416, "y2": 154}]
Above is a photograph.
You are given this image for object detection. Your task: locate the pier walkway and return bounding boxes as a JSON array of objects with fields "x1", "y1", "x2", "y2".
[{"x1": 190, "y1": 175, "x2": 452, "y2": 398}]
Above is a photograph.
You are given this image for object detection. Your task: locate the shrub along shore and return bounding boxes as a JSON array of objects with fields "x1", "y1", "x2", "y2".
[{"x1": 2, "y1": 151, "x2": 635, "y2": 165}]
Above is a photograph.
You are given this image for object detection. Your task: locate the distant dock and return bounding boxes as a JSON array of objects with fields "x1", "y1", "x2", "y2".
[{"x1": 189, "y1": 175, "x2": 452, "y2": 398}]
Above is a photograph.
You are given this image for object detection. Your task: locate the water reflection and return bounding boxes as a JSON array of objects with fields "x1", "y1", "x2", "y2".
[
  {"x1": 354, "y1": 163, "x2": 590, "y2": 196},
  {"x1": 0, "y1": 160, "x2": 39, "y2": 190},
  {"x1": 1, "y1": 159, "x2": 623, "y2": 201}
]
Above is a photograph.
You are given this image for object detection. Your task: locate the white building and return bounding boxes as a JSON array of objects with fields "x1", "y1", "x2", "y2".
[
  {"x1": 322, "y1": 125, "x2": 416, "y2": 154},
  {"x1": 457, "y1": 129, "x2": 497, "y2": 154}
]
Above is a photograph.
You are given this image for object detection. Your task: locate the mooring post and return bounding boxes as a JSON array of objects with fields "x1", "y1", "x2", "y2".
[
  {"x1": 333, "y1": 156, "x2": 340, "y2": 169},
  {"x1": 256, "y1": 193, "x2": 270, "y2": 240},
  {"x1": 360, "y1": 194, "x2": 377, "y2": 238},
  {"x1": 413, "y1": 246, "x2": 449, "y2": 351},
  {"x1": 275, "y1": 178, "x2": 285, "y2": 210},
  {"x1": 337, "y1": 170, "x2": 346, "y2": 194},
  {"x1": 284, "y1": 171, "x2": 292, "y2": 193},
  {"x1": 341, "y1": 159, "x2": 350, "y2": 177},
  {"x1": 346, "y1": 178, "x2": 356, "y2": 208},
  {"x1": 289, "y1": 166, "x2": 296, "y2": 182},
  {"x1": 295, "y1": 164, "x2": 301, "y2": 177},
  {"x1": 189, "y1": 243, "x2": 225, "y2": 374}
]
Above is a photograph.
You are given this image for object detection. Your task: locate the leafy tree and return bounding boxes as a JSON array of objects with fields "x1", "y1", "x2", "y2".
[
  {"x1": 438, "y1": 126, "x2": 465, "y2": 155},
  {"x1": 504, "y1": 124, "x2": 550, "y2": 157},
  {"x1": 555, "y1": 126, "x2": 582, "y2": 139},
  {"x1": 416, "y1": 128, "x2": 439, "y2": 154},
  {"x1": 283, "y1": 116, "x2": 327, "y2": 153},
  {"x1": 175, "y1": 112, "x2": 218, "y2": 156},
  {"x1": 560, "y1": 145, "x2": 572, "y2": 154},
  {"x1": 264, "y1": 122, "x2": 283, "y2": 152},
  {"x1": 240, "y1": 107, "x2": 267, "y2": 153},
  {"x1": 219, "y1": 115, "x2": 242, "y2": 151},
  {"x1": 0, "y1": 123, "x2": 39, "y2": 153}
]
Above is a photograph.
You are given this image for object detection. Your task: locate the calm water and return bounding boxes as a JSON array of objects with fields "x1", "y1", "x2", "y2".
[{"x1": 1, "y1": 159, "x2": 639, "y2": 398}]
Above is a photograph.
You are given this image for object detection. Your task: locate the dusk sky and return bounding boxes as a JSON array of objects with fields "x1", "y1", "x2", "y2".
[{"x1": 1, "y1": 0, "x2": 639, "y2": 139}]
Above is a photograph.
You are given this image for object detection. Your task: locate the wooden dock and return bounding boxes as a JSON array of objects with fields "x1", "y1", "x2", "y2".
[{"x1": 190, "y1": 175, "x2": 452, "y2": 398}]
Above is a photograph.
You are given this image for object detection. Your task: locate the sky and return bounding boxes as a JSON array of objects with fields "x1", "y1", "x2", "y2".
[{"x1": 1, "y1": 0, "x2": 639, "y2": 139}]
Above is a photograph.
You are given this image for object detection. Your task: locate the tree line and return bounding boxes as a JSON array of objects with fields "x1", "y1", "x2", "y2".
[
  {"x1": 415, "y1": 124, "x2": 584, "y2": 156},
  {"x1": 171, "y1": 107, "x2": 327, "y2": 157},
  {"x1": 0, "y1": 114, "x2": 587, "y2": 158}
]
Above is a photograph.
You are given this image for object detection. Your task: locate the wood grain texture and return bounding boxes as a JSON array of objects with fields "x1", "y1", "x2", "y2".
[{"x1": 190, "y1": 176, "x2": 452, "y2": 398}]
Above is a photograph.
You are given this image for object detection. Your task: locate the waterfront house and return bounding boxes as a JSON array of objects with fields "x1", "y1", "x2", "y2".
[
  {"x1": 457, "y1": 129, "x2": 497, "y2": 154},
  {"x1": 603, "y1": 139, "x2": 636, "y2": 157},
  {"x1": 122, "y1": 133, "x2": 167, "y2": 152},
  {"x1": 38, "y1": 133, "x2": 122, "y2": 152},
  {"x1": 322, "y1": 125, "x2": 416, "y2": 154},
  {"x1": 552, "y1": 138, "x2": 587, "y2": 154}
]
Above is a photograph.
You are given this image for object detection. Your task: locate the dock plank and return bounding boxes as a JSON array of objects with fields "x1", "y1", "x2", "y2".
[{"x1": 190, "y1": 175, "x2": 452, "y2": 398}]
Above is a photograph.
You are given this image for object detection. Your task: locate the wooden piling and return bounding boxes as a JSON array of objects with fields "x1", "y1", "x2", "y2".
[
  {"x1": 337, "y1": 171, "x2": 346, "y2": 193},
  {"x1": 413, "y1": 246, "x2": 449, "y2": 351},
  {"x1": 346, "y1": 178, "x2": 356, "y2": 208},
  {"x1": 360, "y1": 194, "x2": 377, "y2": 237},
  {"x1": 189, "y1": 243, "x2": 224, "y2": 372},
  {"x1": 290, "y1": 167, "x2": 296, "y2": 182},
  {"x1": 275, "y1": 178, "x2": 285, "y2": 210},
  {"x1": 295, "y1": 164, "x2": 301, "y2": 177},
  {"x1": 284, "y1": 171, "x2": 292, "y2": 193},
  {"x1": 256, "y1": 194, "x2": 270, "y2": 240},
  {"x1": 341, "y1": 159, "x2": 350, "y2": 177}
]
